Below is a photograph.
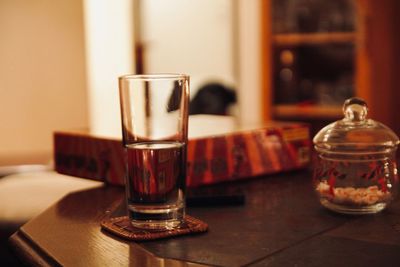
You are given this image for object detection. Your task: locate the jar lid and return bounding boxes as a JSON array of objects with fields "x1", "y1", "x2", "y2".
[{"x1": 313, "y1": 98, "x2": 399, "y2": 154}]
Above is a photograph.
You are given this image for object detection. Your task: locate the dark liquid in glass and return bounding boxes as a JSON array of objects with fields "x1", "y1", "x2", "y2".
[{"x1": 125, "y1": 141, "x2": 186, "y2": 224}]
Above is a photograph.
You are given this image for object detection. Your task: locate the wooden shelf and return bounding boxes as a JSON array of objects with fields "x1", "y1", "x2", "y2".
[
  {"x1": 272, "y1": 32, "x2": 356, "y2": 46},
  {"x1": 272, "y1": 104, "x2": 343, "y2": 119},
  {"x1": 261, "y1": 1, "x2": 400, "y2": 133}
]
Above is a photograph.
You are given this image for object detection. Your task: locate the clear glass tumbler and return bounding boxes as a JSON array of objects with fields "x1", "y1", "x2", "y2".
[{"x1": 118, "y1": 74, "x2": 189, "y2": 229}]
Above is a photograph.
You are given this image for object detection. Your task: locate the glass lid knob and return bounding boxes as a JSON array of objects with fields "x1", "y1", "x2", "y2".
[{"x1": 343, "y1": 97, "x2": 368, "y2": 122}]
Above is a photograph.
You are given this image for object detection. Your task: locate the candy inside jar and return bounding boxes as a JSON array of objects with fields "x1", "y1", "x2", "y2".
[
  {"x1": 314, "y1": 154, "x2": 397, "y2": 213},
  {"x1": 313, "y1": 98, "x2": 399, "y2": 214}
]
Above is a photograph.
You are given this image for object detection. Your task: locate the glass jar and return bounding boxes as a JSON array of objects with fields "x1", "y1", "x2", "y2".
[{"x1": 313, "y1": 98, "x2": 399, "y2": 214}]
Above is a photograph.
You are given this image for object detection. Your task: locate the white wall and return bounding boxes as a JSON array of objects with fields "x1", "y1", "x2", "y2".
[
  {"x1": 0, "y1": 0, "x2": 263, "y2": 167},
  {"x1": 83, "y1": 0, "x2": 135, "y2": 137},
  {"x1": 140, "y1": 0, "x2": 237, "y2": 95},
  {"x1": 237, "y1": 0, "x2": 263, "y2": 125},
  {"x1": 0, "y1": 0, "x2": 88, "y2": 165}
]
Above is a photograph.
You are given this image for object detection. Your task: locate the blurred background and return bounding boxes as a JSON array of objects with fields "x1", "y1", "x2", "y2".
[{"x1": 1, "y1": 0, "x2": 400, "y2": 168}]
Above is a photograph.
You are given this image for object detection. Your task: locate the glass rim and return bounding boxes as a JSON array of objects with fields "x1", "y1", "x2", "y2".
[{"x1": 119, "y1": 73, "x2": 189, "y2": 81}]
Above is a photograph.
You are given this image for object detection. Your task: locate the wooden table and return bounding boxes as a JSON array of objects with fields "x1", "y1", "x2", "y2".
[{"x1": 9, "y1": 170, "x2": 400, "y2": 266}]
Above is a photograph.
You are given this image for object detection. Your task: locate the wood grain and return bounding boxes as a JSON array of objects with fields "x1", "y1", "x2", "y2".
[
  {"x1": 9, "y1": 170, "x2": 400, "y2": 266},
  {"x1": 273, "y1": 32, "x2": 355, "y2": 46}
]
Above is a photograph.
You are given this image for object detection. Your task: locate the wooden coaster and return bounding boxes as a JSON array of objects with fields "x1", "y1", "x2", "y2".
[{"x1": 101, "y1": 215, "x2": 208, "y2": 241}]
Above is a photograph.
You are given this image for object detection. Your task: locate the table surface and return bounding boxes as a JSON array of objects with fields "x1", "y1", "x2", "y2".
[{"x1": 9, "y1": 170, "x2": 400, "y2": 267}]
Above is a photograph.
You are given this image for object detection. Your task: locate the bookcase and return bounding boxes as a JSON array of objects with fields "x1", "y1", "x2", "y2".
[{"x1": 261, "y1": 0, "x2": 400, "y2": 135}]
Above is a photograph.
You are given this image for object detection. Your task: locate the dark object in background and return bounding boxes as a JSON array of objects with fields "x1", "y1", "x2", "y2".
[{"x1": 189, "y1": 83, "x2": 236, "y2": 115}]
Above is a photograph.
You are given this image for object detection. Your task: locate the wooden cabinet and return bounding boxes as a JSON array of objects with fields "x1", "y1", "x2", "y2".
[{"x1": 261, "y1": 0, "x2": 400, "y2": 135}]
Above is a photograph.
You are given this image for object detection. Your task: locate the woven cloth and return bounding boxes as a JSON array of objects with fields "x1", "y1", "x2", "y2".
[{"x1": 101, "y1": 215, "x2": 208, "y2": 241}]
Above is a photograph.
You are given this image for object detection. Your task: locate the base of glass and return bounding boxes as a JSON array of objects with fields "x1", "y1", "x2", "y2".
[
  {"x1": 128, "y1": 204, "x2": 184, "y2": 230},
  {"x1": 320, "y1": 199, "x2": 387, "y2": 215},
  {"x1": 130, "y1": 218, "x2": 183, "y2": 230}
]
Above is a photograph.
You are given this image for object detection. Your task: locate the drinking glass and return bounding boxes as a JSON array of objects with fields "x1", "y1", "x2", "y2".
[{"x1": 118, "y1": 74, "x2": 189, "y2": 229}]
